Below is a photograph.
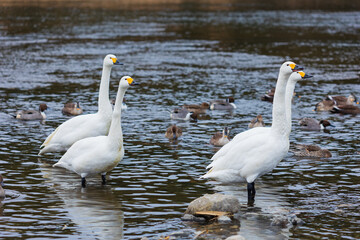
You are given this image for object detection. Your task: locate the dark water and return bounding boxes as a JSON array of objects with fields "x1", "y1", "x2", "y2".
[{"x1": 0, "y1": 1, "x2": 359, "y2": 239}]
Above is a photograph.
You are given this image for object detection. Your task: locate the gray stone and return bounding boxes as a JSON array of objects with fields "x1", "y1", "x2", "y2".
[
  {"x1": 181, "y1": 213, "x2": 206, "y2": 222},
  {"x1": 185, "y1": 193, "x2": 241, "y2": 214},
  {"x1": 271, "y1": 214, "x2": 304, "y2": 227},
  {"x1": 288, "y1": 214, "x2": 304, "y2": 226},
  {"x1": 169, "y1": 229, "x2": 195, "y2": 238},
  {"x1": 271, "y1": 215, "x2": 289, "y2": 227},
  {"x1": 225, "y1": 235, "x2": 246, "y2": 240},
  {"x1": 218, "y1": 215, "x2": 232, "y2": 223}
]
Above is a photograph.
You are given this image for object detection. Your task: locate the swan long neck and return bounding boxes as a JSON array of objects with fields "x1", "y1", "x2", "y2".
[
  {"x1": 285, "y1": 79, "x2": 297, "y2": 137},
  {"x1": 271, "y1": 72, "x2": 289, "y2": 136},
  {"x1": 98, "y1": 64, "x2": 113, "y2": 115},
  {"x1": 108, "y1": 85, "x2": 126, "y2": 145}
]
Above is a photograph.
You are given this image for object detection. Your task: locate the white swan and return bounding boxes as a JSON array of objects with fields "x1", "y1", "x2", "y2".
[
  {"x1": 39, "y1": 54, "x2": 122, "y2": 155},
  {"x1": 201, "y1": 62, "x2": 305, "y2": 203},
  {"x1": 53, "y1": 76, "x2": 137, "y2": 187}
]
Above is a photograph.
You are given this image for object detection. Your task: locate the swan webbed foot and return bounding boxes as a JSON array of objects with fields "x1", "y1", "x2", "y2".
[
  {"x1": 247, "y1": 182, "x2": 256, "y2": 205},
  {"x1": 81, "y1": 177, "x2": 86, "y2": 188},
  {"x1": 101, "y1": 174, "x2": 106, "y2": 185}
]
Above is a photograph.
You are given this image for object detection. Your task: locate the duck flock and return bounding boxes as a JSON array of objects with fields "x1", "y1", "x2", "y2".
[{"x1": 4, "y1": 54, "x2": 359, "y2": 204}]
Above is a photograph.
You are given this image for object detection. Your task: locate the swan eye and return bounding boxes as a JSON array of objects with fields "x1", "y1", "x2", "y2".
[{"x1": 287, "y1": 64, "x2": 289, "y2": 66}]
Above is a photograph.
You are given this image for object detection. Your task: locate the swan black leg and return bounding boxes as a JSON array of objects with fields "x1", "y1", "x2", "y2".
[
  {"x1": 81, "y1": 177, "x2": 86, "y2": 188},
  {"x1": 101, "y1": 174, "x2": 106, "y2": 185},
  {"x1": 247, "y1": 182, "x2": 256, "y2": 204}
]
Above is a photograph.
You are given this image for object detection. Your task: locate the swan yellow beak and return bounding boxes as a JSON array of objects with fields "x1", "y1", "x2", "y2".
[
  {"x1": 299, "y1": 71, "x2": 305, "y2": 77},
  {"x1": 291, "y1": 64, "x2": 304, "y2": 72},
  {"x1": 127, "y1": 77, "x2": 139, "y2": 86},
  {"x1": 111, "y1": 57, "x2": 123, "y2": 65}
]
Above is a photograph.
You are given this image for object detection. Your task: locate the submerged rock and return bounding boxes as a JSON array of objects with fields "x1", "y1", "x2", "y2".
[
  {"x1": 225, "y1": 235, "x2": 246, "y2": 240},
  {"x1": 218, "y1": 215, "x2": 232, "y2": 223},
  {"x1": 181, "y1": 214, "x2": 206, "y2": 222},
  {"x1": 185, "y1": 193, "x2": 241, "y2": 215},
  {"x1": 271, "y1": 214, "x2": 304, "y2": 227}
]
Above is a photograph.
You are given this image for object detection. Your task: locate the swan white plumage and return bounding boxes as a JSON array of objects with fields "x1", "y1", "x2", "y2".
[
  {"x1": 201, "y1": 62, "x2": 306, "y2": 203},
  {"x1": 39, "y1": 54, "x2": 122, "y2": 155},
  {"x1": 53, "y1": 76, "x2": 137, "y2": 187}
]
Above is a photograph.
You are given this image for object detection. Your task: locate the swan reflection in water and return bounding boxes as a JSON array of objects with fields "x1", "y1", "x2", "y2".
[
  {"x1": 205, "y1": 181, "x2": 293, "y2": 239},
  {"x1": 39, "y1": 160, "x2": 124, "y2": 240}
]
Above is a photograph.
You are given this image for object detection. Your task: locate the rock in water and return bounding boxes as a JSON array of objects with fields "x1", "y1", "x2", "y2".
[
  {"x1": 185, "y1": 193, "x2": 241, "y2": 214},
  {"x1": 225, "y1": 235, "x2": 246, "y2": 240}
]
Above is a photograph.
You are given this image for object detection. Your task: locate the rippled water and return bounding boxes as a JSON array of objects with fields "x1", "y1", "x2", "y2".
[{"x1": 0, "y1": 2, "x2": 359, "y2": 239}]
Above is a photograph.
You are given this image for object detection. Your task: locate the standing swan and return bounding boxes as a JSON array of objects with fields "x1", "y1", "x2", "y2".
[
  {"x1": 201, "y1": 62, "x2": 305, "y2": 203},
  {"x1": 53, "y1": 76, "x2": 137, "y2": 187},
  {"x1": 39, "y1": 54, "x2": 122, "y2": 155}
]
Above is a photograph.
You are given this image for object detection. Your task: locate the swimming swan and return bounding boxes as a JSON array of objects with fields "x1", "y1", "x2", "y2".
[
  {"x1": 201, "y1": 62, "x2": 306, "y2": 203},
  {"x1": 39, "y1": 54, "x2": 122, "y2": 155},
  {"x1": 53, "y1": 76, "x2": 137, "y2": 187}
]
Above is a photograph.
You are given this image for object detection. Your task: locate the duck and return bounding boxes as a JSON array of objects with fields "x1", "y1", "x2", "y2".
[
  {"x1": 53, "y1": 76, "x2": 137, "y2": 187},
  {"x1": 209, "y1": 97, "x2": 236, "y2": 110},
  {"x1": 62, "y1": 102, "x2": 83, "y2": 116},
  {"x1": 261, "y1": 88, "x2": 275, "y2": 103},
  {"x1": 331, "y1": 105, "x2": 360, "y2": 115},
  {"x1": 291, "y1": 144, "x2": 332, "y2": 158},
  {"x1": 170, "y1": 108, "x2": 197, "y2": 121},
  {"x1": 248, "y1": 115, "x2": 265, "y2": 128},
  {"x1": 0, "y1": 174, "x2": 4, "y2": 198},
  {"x1": 15, "y1": 103, "x2": 47, "y2": 120},
  {"x1": 330, "y1": 93, "x2": 357, "y2": 105},
  {"x1": 39, "y1": 54, "x2": 122, "y2": 155},
  {"x1": 165, "y1": 125, "x2": 182, "y2": 140},
  {"x1": 182, "y1": 102, "x2": 209, "y2": 114},
  {"x1": 210, "y1": 127, "x2": 231, "y2": 146},
  {"x1": 201, "y1": 62, "x2": 308, "y2": 204},
  {"x1": 314, "y1": 93, "x2": 357, "y2": 111},
  {"x1": 299, "y1": 118, "x2": 333, "y2": 131}
]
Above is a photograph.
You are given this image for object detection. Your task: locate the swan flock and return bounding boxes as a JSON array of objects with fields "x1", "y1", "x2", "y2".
[{"x1": 39, "y1": 57, "x2": 312, "y2": 204}]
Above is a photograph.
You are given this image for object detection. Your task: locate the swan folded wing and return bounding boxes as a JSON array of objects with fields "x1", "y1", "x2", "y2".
[
  {"x1": 204, "y1": 131, "x2": 284, "y2": 183},
  {"x1": 42, "y1": 113, "x2": 109, "y2": 149},
  {"x1": 54, "y1": 136, "x2": 116, "y2": 175},
  {"x1": 209, "y1": 127, "x2": 270, "y2": 166},
  {"x1": 41, "y1": 114, "x2": 94, "y2": 147}
]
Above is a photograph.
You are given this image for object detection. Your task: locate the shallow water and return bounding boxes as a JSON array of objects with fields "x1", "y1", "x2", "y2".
[{"x1": 0, "y1": 1, "x2": 360, "y2": 239}]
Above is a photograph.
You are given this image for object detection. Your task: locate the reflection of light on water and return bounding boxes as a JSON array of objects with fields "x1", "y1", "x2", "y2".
[{"x1": 39, "y1": 160, "x2": 124, "y2": 240}]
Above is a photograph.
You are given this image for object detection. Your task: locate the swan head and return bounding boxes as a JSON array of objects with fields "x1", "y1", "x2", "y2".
[
  {"x1": 119, "y1": 76, "x2": 138, "y2": 88},
  {"x1": 104, "y1": 54, "x2": 123, "y2": 67},
  {"x1": 289, "y1": 71, "x2": 313, "y2": 83},
  {"x1": 280, "y1": 61, "x2": 304, "y2": 77}
]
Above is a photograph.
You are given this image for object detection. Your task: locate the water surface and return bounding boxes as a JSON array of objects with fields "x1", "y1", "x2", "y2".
[{"x1": 0, "y1": 1, "x2": 359, "y2": 239}]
